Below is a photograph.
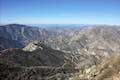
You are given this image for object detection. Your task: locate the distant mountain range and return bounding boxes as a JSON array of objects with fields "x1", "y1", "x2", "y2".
[
  {"x1": 0, "y1": 24, "x2": 120, "y2": 80},
  {"x1": 0, "y1": 24, "x2": 53, "y2": 50},
  {"x1": 1, "y1": 24, "x2": 120, "y2": 66}
]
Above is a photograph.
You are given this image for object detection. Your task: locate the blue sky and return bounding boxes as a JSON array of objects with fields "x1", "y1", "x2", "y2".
[{"x1": 0, "y1": 0, "x2": 120, "y2": 25}]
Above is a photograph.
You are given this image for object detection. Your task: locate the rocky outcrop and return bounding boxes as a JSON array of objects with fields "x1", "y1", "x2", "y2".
[
  {"x1": 23, "y1": 41, "x2": 44, "y2": 52},
  {"x1": 70, "y1": 55, "x2": 120, "y2": 80}
]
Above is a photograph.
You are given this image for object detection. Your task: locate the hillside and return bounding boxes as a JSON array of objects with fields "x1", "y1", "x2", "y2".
[
  {"x1": 45, "y1": 25, "x2": 120, "y2": 68},
  {"x1": 0, "y1": 41, "x2": 74, "y2": 67},
  {"x1": 1, "y1": 24, "x2": 120, "y2": 68},
  {"x1": 0, "y1": 41, "x2": 78, "y2": 80},
  {"x1": 0, "y1": 24, "x2": 53, "y2": 50},
  {"x1": 94, "y1": 55, "x2": 120, "y2": 80},
  {"x1": 71, "y1": 55, "x2": 120, "y2": 80},
  {"x1": 48, "y1": 26, "x2": 120, "y2": 55},
  {"x1": 0, "y1": 24, "x2": 120, "y2": 80}
]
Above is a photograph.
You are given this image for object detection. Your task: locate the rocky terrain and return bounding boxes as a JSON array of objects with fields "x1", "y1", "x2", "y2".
[
  {"x1": 0, "y1": 24, "x2": 120, "y2": 80},
  {"x1": 70, "y1": 54, "x2": 120, "y2": 80},
  {"x1": 0, "y1": 41, "x2": 78, "y2": 80},
  {"x1": 0, "y1": 41, "x2": 76, "y2": 67},
  {"x1": 0, "y1": 24, "x2": 54, "y2": 50}
]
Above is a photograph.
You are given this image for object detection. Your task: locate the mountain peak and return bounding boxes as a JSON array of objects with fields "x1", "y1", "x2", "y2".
[{"x1": 23, "y1": 41, "x2": 44, "y2": 52}]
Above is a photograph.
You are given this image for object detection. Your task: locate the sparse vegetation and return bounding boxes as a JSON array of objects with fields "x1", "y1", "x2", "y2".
[{"x1": 0, "y1": 24, "x2": 120, "y2": 80}]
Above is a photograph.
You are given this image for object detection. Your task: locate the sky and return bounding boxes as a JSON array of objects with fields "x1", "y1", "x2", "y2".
[{"x1": 0, "y1": 0, "x2": 120, "y2": 25}]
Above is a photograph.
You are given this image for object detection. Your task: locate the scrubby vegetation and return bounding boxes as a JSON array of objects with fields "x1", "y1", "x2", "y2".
[{"x1": 71, "y1": 55, "x2": 120, "y2": 80}]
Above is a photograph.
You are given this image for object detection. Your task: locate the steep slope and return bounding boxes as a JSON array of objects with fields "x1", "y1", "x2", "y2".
[
  {"x1": 44, "y1": 26, "x2": 120, "y2": 70},
  {"x1": 94, "y1": 55, "x2": 120, "y2": 80},
  {"x1": 71, "y1": 55, "x2": 120, "y2": 80},
  {"x1": 0, "y1": 24, "x2": 53, "y2": 50},
  {"x1": 0, "y1": 37, "x2": 23, "y2": 50},
  {"x1": 48, "y1": 26, "x2": 120, "y2": 57},
  {"x1": 0, "y1": 24, "x2": 86, "y2": 50}
]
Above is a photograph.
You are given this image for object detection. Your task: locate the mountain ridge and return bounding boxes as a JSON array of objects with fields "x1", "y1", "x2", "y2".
[{"x1": 0, "y1": 24, "x2": 120, "y2": 80}]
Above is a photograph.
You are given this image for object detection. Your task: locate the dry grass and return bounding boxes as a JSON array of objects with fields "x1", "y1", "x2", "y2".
[
  {"x1": 94, "y1": 55, "x2": 120, "y2": 80},
  {"x1": 72, "y1": 55, "x2": 120, "y2": 80}
]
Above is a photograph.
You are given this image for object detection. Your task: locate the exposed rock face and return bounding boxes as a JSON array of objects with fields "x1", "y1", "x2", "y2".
[
  {"x1": 71, "y1": 55, "x2": 120, "y2": 80},
  {"x1": 23, "y1": 41, "x2": 44, "y2": 52},
  {"x1": 49, "y1": 26, "x2": 120, "y2": 56},
  {"x1": 94, "y1": 55, "x2": 120, "y2": 80}
]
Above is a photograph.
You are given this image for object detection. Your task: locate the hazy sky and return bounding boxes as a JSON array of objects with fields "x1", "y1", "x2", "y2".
[{"x1": 0, "y1": 0, "x2": 120, "y2": 25}]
